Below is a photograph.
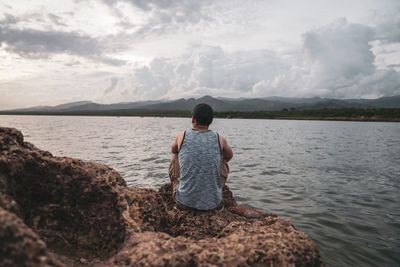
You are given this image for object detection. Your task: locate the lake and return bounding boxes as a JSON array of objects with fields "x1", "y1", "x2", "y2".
[{"x1": 0, "y1": 115, "x2": 399, "y2": 267}]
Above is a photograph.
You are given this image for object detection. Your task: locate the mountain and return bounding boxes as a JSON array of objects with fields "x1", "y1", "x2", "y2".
[
  {"x1": 11, "y1": 100, "x2": 167, "y2": 112},
  {"x1": 346, "y1": 95, "x2": 400, "y2": 108},
  {"x1": 138, "y1": 96, "x2": 299, "y2": 111},
  {"x1": 51, "y1": 101, "x2": 94, "y2": 110},
  {"x1": 297, "y1": 99, "x2": 370, "y2": 110},
  {"x1": 8, "y1": 101, "x2": 94, "y2": 112},
  {"x1": 139, "y1": 96, "x2": 238, "y2": 111},
  {"x1": 3, "y1": 95, "x2": 400, "y2": 113}
]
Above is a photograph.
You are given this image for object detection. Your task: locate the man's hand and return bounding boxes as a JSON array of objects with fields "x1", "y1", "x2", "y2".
[{"x1": 219, "y1": 135, "x2": 233, "y2": 162}]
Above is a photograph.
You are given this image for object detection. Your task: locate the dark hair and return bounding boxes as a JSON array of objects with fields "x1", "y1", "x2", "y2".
[{"x1": 192, "y1": 103, "x2": 213, "y2": 125}]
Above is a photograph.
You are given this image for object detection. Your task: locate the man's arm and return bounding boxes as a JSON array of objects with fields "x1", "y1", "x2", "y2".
[
  {"x1": 171, "y1": 136, "x2": 178, "y2": 154},
  {"x1": 219, "y1": 135, "x2": 233, "y2": 162},
  {"x1": 171, "y1": 131, "x2": 184, "y2": 154}
]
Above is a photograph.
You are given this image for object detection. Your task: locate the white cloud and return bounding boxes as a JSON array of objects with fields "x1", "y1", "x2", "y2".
[
  {"x1": 264, "y1": 18, "x2": 400, "y2": 98},
  {"x1": 101, "y1": 46, "x2": 290, "y2": 101},
  {"x1": 102, "y1": 18, "x2": 400, "y2": 102}
]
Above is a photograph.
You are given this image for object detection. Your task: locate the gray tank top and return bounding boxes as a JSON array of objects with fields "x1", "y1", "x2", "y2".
[{"x1": 176, "y1": 129, "x2": 222, "y2": 210}]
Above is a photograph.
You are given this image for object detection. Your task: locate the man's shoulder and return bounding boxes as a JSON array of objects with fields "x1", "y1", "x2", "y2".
[
  {"x1": 176, "y1": 130, "x2": 186, "y2": 138},
  {"x1": 217, "y1": 133, "x2": 227, "y2": 141}
]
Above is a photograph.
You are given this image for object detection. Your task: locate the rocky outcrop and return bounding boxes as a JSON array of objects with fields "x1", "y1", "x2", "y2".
[
  {"x1": 0, "y1": 208, "x2": 63, "y2": 267},
  {"x1": 0, "y1": 127, "x2": 325, "y2": 266}
]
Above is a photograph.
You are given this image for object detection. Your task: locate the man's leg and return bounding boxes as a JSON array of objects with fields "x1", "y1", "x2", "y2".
[
  {"x1": 220, "y1": 158, "x2": 230, "y2": 186},
  {"x1": 168, "y1": 153, "x2": 180, "y2": 199}
]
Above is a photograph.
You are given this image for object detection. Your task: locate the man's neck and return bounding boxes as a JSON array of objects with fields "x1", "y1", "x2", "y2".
[{"x1": 192, "y1": 123, "x2": 209, "y2": 131}]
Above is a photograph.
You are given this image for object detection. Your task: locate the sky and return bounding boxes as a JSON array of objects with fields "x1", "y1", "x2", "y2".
[{"x1": 1, "y1": 0, "x2": 400, "y2": 109}]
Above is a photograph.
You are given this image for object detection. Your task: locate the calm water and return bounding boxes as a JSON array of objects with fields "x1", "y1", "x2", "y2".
[{"x1": 0, "y1": 115, "x2": 399, "y2": 267}]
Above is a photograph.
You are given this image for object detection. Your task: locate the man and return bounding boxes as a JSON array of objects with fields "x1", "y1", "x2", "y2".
[{"x1": 169, "y1": 103, "x2": 233, "y2": 211}]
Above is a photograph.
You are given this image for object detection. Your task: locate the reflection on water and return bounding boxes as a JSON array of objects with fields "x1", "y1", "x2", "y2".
[{"x1": 0, "y1": 115, "x2": 399, "y2": 267}]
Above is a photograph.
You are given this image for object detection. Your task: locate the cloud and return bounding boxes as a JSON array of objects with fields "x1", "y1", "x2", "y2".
[
  {"x1": 1, "y1": 1, "x2": 399, "y2": 109},
  {"x1": 303, "y1": 18, "x2": 375, "y2": 77},
  {"x1": 104, "y1": 77, "x2": 120, "y2": 94},
  {"x1": 374, "y1": 7, "x2": 400, "y2": 43},
  {"x1": 47, "y1": 13, "x2": 67, "y2": 27},
  {"x1": 0, "y1": 10, "x2": 67, "y2": 29},
  {"x1": 103, "y1": 18, "x2": 400, "y2": 102},
  {"x1": 0, "y1": 69, "x2": 119, "y2": 109},
  {"x1": 0, "y1": 26, "x2": 99, "y2": 57},
  {"x1": 265, "y1": 18, "x2": 377, "y2": 96},
  {"x1": 102, "y1": 0, "x2": 214, "y2": 36},
  {"x1": 253, "y1": 18, "x2": 400, "y2": 98},
  {"x1": 344, "y1": 69, "x2": 400, "y2": 98},
  {"x1": 103, "y1": 46, "x2": 290, "y2": 100},
  {"x1": 103, "y1": 0, "x2": 211, "y2": 12},
  {"x1": 0, "y1": 25, "x2": 126, "y2": 65},
  {"x1": 0, "y1": 8, "x2": 129, "y2": 66},
  {"x1": 0, "y1": 13, "x2": 20, "y2": 25}
]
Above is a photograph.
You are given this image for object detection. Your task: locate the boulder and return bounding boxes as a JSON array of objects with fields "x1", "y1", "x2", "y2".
[
  {"x1": 0, "y1": 127, "x2": 325, "y2": 266},
  {"x1": 0, "y1": 207, "x2": 63, "y2": 267}
]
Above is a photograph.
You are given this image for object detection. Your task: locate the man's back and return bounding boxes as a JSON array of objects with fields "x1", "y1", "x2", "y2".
[
  {"x1": 169, "y1": 103, "x2": 233, "y2": 211},
  {"x1": 176, "y1": 129, "x2": 222, "y2": 210}
]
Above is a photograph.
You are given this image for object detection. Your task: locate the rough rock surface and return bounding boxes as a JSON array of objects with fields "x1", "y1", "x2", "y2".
[
  {"x1": 0, "y1": 127, "x2": 325, "y2": 266},
  {"x1": 0, "y1": 208, "x2": 63, "y2": 267}
]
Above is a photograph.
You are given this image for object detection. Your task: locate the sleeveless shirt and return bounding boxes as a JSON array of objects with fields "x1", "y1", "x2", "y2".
[{"x1": 176, "y1": 129, "x2": 222, "y2": 210}]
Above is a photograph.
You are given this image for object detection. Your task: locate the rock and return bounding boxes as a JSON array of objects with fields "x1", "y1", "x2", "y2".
[
  {"x1": 80, "y1": 258, "x2": 89, "y2": 264},
  {"x1": 0, "y1": 207, "x2": 63, "y2": 267},
  {"x1": 0, "y1": 127, "x2": 127, "y2": 262},
  {"x1": 0, "y1": 127, "x2": 325, "y2": 266}
]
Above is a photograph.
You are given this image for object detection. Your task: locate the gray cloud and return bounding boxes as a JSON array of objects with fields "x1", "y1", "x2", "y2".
[
  {"x1": 0, "y1": 25, "x2": 126, "y2": 65},
  {"x1": 1, "y1": 2, "x2": 12, "y2": 9},
  {"x1": 299, "y1": 18, "x2": 376, "y2": 91},
  {"x1": 102, "y1": 0, "x2": 214, "y2": 35},
  {"x1": 388, "y1": 64, "x2": 400, "y2": 68},
  {"x1": 375, "y1": 10, "x2": 400, "y2": 43},
  {"x1": 0, "y1": 11, "x2": 58, "y2": 27},
  {"x1": 104, "y1": 77, "x2": 120, "y2": 94},
  {"x1": 47, "y1": 13, "x2": 67, "y2": 27},
  {"x1": 0, "y1": 13, "x2": 19, "y2": 24},
  {"x1": 0, "y1": 26, "x2": 100, "y2": 57},
  {"x1": 0, "y1": 8, "x2": 128, "y2": 65},
  {"x1": 105, "y1": 0, "x2": 213, "y2": 16}
]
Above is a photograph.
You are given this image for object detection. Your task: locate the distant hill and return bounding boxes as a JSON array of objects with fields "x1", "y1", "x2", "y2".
[
  {"x1": 345, "y1": 95, "x2": 400, "y2": 108},
  {"x1": 15, "y1": 100, "x2": 167, "y2": 112},
  {"x1": 137, "y1": 96, "x2": 289, "y2": 112},
  {"x1": 3, "y1": 95, "x2": 400, "y2": 113},
  {"x1": 10, "y1": 101, "x2": 94, "y2": 112}
]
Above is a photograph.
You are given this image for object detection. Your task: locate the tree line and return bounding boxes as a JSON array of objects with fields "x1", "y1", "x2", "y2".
[{"x1": 1, "y1": 108, "x2": 400, "y2": 121}]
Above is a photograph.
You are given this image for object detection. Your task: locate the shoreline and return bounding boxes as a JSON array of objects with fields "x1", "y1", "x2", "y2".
[{"x1": 0, "y1": 111, "x2": 399, "y2": 123}]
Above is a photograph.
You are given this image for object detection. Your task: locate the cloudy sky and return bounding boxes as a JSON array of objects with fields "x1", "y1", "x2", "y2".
[{"x1": 1, "y1": 0, "x2": 400, "y2": 109}]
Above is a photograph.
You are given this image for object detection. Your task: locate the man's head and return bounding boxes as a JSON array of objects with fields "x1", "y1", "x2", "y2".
[{"x1": 192, "y1": 103, "x2": 213, "y2": 126}]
